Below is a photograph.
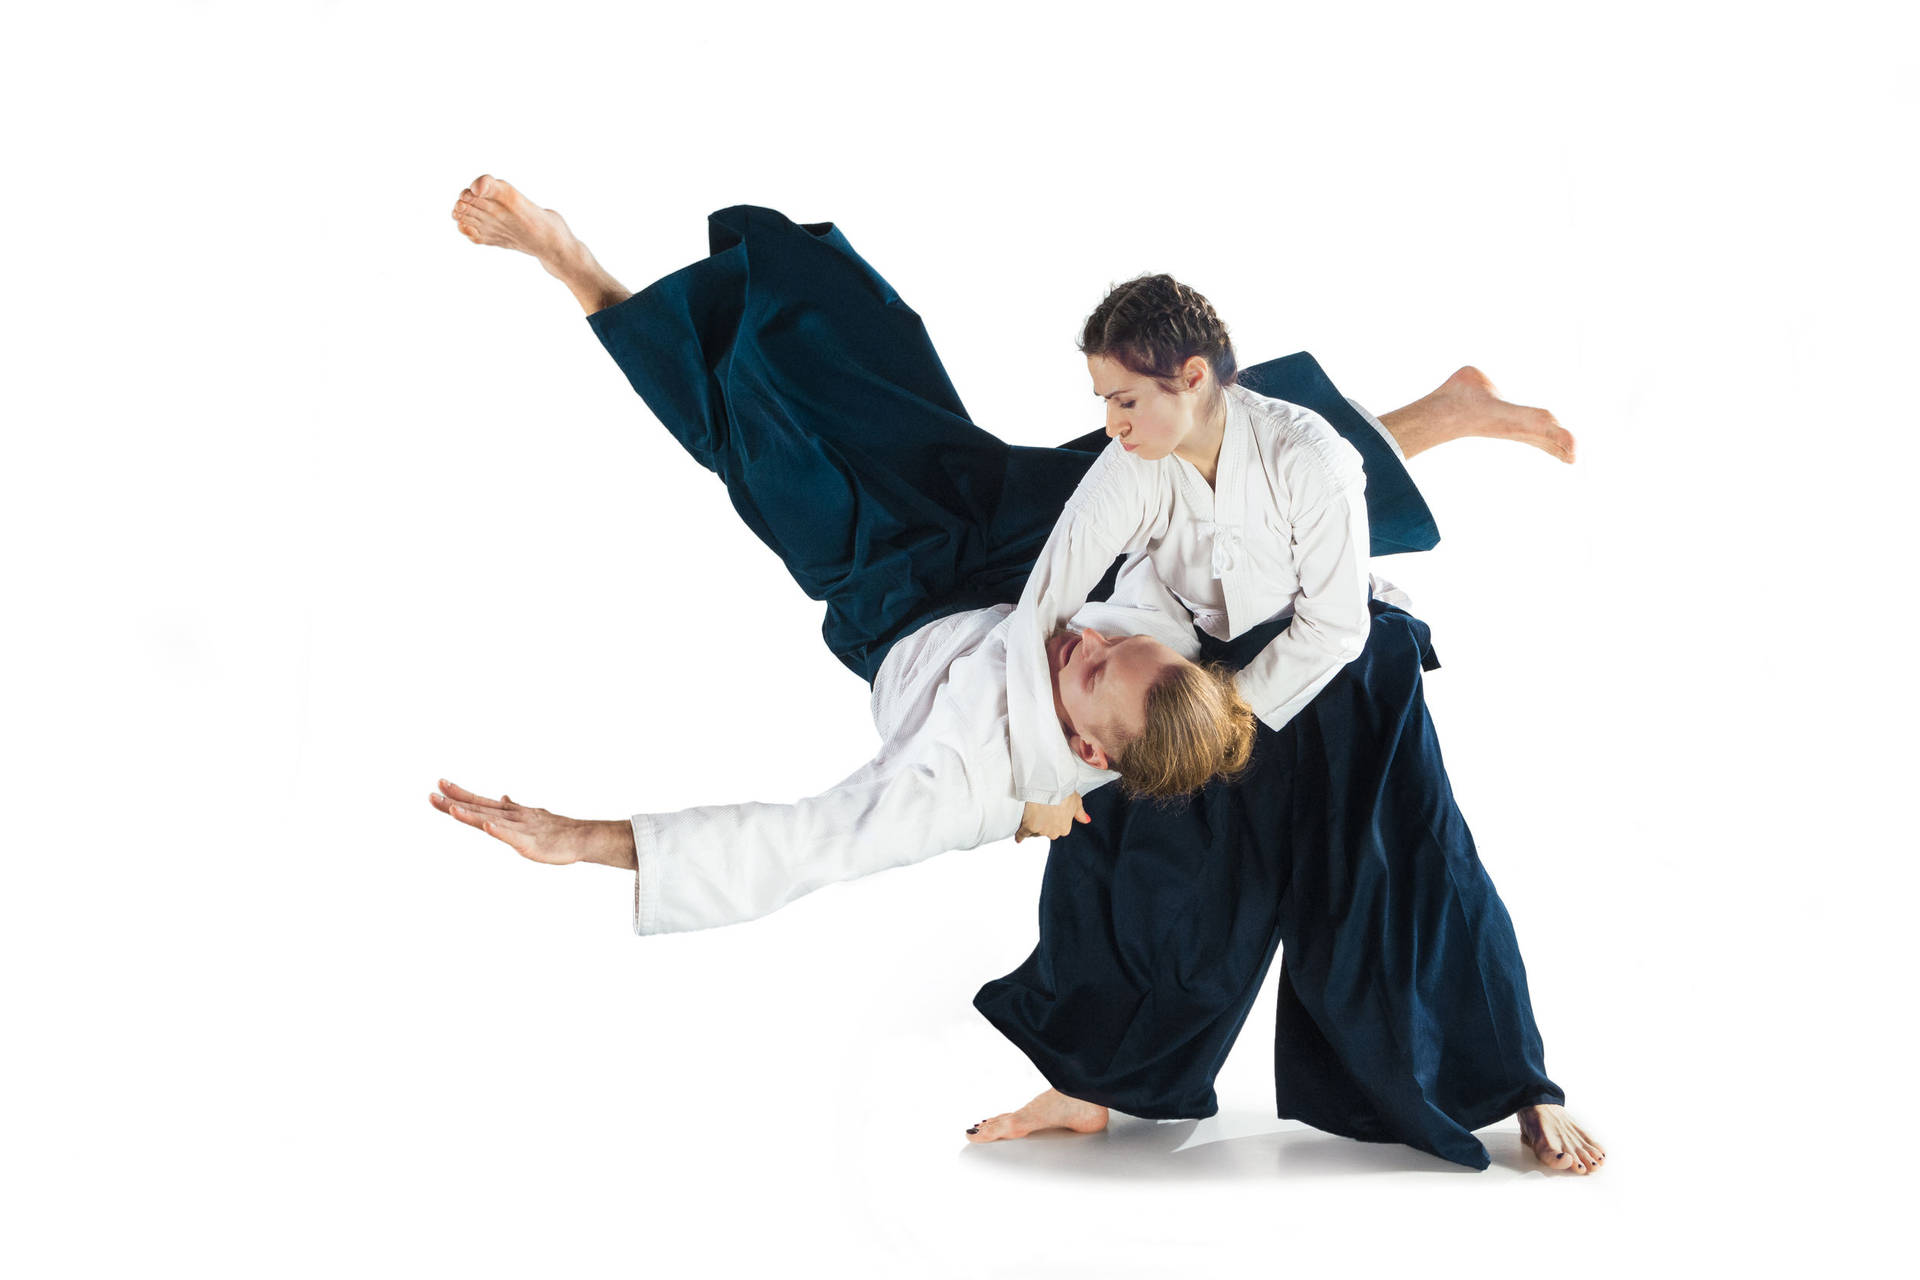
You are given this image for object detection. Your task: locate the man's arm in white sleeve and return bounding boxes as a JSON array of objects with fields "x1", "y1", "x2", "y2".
[
  {"x1": 629, "y1": 751, "x2": 1014, "y2": 936},
  {"x1": 1232, "y1": 467, "x2": 1375, "y2": 731},
  {"x1": 1007, "y1": 450, "x2": 1154, "y2": 806}
]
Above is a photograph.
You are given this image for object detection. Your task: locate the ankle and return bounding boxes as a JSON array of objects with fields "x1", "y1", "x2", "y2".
[{"x1": 546, "y1": 245, "x2": 619, "y2": 308}]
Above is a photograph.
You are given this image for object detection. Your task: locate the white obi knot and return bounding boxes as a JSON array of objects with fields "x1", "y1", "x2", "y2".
[{"x1": 1207, "y1": 523, "x2": 1243, "y2": 578}]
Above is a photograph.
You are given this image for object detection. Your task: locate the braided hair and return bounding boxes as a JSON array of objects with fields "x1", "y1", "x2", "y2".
[{"x1": 1078, "y1": 274, "x2": 1239, "y2": 403}]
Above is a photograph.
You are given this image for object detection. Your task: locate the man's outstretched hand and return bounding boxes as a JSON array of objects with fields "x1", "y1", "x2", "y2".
[{"x1": 429, "y1": 779, "x2": 637, "y2": 869}]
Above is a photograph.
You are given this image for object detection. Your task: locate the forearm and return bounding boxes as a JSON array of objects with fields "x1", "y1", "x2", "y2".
[
  {"x1": 1234, "y1": 623, "x2": 1368, "y2": 729},
  {"x1": 1237, "y1": 483, "x2": 1373, "y2": 728},
  {"x1": 1010, "y1": 515, "x2": 1140, "y2": 804},
  {"x1": 631, "y1": 759, "x2": 984, "y2": 934},
  {"x1": 579, "y1": 818, "x2": 638, "y2": 870}
]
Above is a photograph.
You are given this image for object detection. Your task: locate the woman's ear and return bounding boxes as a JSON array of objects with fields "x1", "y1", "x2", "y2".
[{"x1": 1182, "y1": 354, "x2": 1210, "y2": 393}]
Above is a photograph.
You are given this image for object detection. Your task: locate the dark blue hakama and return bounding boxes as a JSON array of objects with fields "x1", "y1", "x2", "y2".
[{"x1": 587, "y1": 206, "x2": 1562, "y2": 1170}]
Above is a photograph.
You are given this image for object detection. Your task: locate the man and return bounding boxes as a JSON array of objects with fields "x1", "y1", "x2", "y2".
[{"x1": 432, "y1": 590, "x2": 1241, "y2": 933}]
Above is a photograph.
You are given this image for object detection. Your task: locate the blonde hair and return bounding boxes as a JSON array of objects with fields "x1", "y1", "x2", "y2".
[{"x1": 1112, "y1": 661, "x2": 1258, "y2": 800}]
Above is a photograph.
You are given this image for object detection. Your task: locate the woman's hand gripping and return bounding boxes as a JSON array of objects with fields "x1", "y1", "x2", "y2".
[{"x1": 1016, "y1": 793, "x2": 1091, "y2": 843}]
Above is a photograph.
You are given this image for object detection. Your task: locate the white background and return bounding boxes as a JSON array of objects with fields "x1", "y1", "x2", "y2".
[{"x1": 6, "y1": 1, "x2": 1915, "y2": 1275}]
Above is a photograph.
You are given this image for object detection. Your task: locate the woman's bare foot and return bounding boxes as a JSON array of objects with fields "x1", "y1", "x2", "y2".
[
  {"x1": 1516, "y1": 1103, "x2": 1606, "y2": 1174},
  {"x1": 1379, "y1": 366, "x2": 1576, "y2": 464},
  {"x1": 450, "y1": 174, "x2": 632, "y2": 315},
  {"x1": 965, "y1": 1088, "x2": 1110, "y2": 1143}
]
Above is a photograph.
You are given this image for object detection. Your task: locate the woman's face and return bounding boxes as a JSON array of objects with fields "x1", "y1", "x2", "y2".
[{"x1": 1087, "y1": 353, "x2": 1202, "y2": 461}]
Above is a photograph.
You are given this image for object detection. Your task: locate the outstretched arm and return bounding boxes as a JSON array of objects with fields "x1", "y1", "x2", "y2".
[{"x1": 432, "y1": 756, "x2": 1018, "y2": 936}]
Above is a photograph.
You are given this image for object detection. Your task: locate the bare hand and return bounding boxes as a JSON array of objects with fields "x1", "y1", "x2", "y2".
[
  {"x1": 429, "y1": 778, "x2": 629, "y2": 867},
  {"x1": 1016, "y1": 794, "x2": 1091, "y2": 843}
]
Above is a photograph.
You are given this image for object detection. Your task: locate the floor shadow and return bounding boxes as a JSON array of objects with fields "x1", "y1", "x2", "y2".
[{"x1": 958, "y1": 1113, "x2": 1504, "y2": 1182}]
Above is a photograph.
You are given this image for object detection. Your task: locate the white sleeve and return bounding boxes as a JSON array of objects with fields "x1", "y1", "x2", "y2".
[
  {"x1": 1006, "y1": 448, "x2": 1157, "y2": 806},
  {"x1": 629, "y1": 750, "x2": 1011, "y2": 936},
  {"x1": 1231, "y1": 446, "x2": 1374, "y2": 731}
]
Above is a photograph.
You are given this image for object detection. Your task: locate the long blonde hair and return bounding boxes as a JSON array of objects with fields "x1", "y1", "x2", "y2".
[{"x1": 1113, "y1": 661, "x2": 1258, "y2": 800}]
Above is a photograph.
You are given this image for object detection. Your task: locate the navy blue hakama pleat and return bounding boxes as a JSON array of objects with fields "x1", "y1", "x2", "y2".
[{"x1": 586, "y1": 205, "x2": 1560, "y2": 1170}]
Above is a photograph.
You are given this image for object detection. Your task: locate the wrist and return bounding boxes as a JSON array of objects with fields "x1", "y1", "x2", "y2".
[{"x1": 585, "y1": 818, "x2": 638, "y2": 870}]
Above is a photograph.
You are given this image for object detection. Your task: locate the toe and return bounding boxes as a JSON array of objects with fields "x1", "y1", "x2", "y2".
[{"x1": 966, "y1": 1115, "x2": 1002, "y2": 1143}]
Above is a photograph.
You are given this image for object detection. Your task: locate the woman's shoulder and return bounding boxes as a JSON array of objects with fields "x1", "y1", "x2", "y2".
[
  {"x1": 1230, "y1": 381, "x2": 1324, "y2": 437},
  {"x1": 1231, "y1": 384, "x2": 1363, "y2": 501}
]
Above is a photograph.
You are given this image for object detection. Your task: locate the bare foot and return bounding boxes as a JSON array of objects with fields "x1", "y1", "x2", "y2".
[
  {"x1": 1517, "y1": 1103, "x2": 1607, "y2": 1174},
  {"x1": 449, "y1": 174, "x2": 631, "y2": 314},
  {"x1": 451, "y1": 175, "x2": 580, "y2": 270},
  {"x1": 1381, "y1": 366, "x2": 1576, "y2": 464},
  {"x1": 965, "y1": 1088, "x2": 1109, "y2": 1143},
  {"x1": 429, "y1": 778, "x2": 636, "y2": 868}
]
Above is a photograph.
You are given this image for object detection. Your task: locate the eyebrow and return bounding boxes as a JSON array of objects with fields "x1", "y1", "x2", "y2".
[{"x1": 1097, "y1": 386, "x2": 1138, "y2": 401}]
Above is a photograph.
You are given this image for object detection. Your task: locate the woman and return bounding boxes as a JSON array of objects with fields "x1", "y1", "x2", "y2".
[
  {"x1": 444, "y1": 176, "x2": 1603, "y2": 1173},
  {"x1": 974, "y1": 277, "x2": 1600, "y2": 1173},
  {"x1": 1007, "y1": 275, "x2": 1573, "y2": 832}
]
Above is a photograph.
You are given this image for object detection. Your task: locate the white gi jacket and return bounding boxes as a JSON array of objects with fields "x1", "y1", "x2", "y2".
[
  {"x1": 628, "y1": 599, "x2": 1202, "y2": 936},
  {"x1": 1007, "y1": 383, "x2": 1378, "y2": 807}
]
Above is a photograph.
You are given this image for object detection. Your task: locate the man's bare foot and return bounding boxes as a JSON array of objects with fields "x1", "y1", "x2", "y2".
[
  {"x1": 1516, "y1": 1103, "x2": 1606, "y2": 1174},
  {"x1": 451, "y1": 175, "x2": 579, "y2": 270},
  {"x1": 429, "y1": 778, "x2": 637, "y2": 869},
  {"x1": 965, "y1": 1088, "x2": 1110, "y2": 1143},
  {"x1": 450, "y1": 174, "x2": 632, "y2": 315},
  {"x1": 1380, "y1": 366, "x2": 1576, "y2": 464}
]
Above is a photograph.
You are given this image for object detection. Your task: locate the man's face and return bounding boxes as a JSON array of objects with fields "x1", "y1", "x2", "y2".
[{"x1": 1045, "y1": 625, "x2": 1187, "y2": 770}]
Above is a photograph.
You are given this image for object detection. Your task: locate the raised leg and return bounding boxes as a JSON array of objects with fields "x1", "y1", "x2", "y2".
[
  {"x1": 1377, "y1": 366, "x2": 1576, "y2": 463},
  {"x1": 452, "y1": 174, "x2": 633, "y2": 315}
]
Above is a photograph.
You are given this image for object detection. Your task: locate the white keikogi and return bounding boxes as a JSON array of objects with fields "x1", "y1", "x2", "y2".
[
  {"x1": 1006, "y1": 384, "x2": 1389, "y2": 808},
  {"x1": 627, "y1": 598, "x2": 1197, "y2": 936}
]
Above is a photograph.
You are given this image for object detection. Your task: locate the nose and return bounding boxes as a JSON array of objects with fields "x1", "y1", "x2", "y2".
[
  {"x1": 1080, "y1": 627, "x2": 1110, "y2": 652},
  {"x1": 1105, "y1": 406, "x2": 1128, "y2": 439}
]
